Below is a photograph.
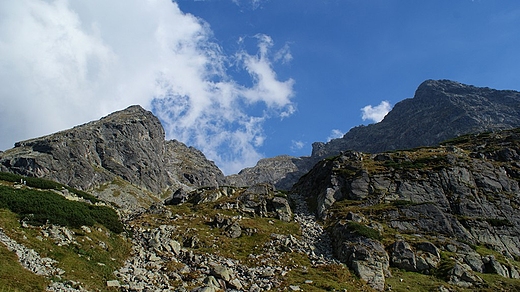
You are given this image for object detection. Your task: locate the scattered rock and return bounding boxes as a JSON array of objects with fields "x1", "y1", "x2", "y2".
[
  {"x1": 483, "y1": 255, "x2": 509, "y2": 278},
  {"x1": 448, "y1": 261, "x2": 483, "y2": 287},
  {"x1": 106, "y1": 280, "x2": 120, "y2": 287}
]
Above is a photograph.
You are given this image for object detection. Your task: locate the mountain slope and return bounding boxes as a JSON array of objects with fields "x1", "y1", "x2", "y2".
[{"x1": 0, "y1": 83, "x2": 520, "y2": 290}]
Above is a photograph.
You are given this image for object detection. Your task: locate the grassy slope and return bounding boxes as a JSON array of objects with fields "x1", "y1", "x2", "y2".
[{"x1": 0, "y1": 177, "x2": 131, "y2": 291}]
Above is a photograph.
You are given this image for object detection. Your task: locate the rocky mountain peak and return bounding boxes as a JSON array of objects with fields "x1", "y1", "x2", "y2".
[
  {"x1": 414, "y1": 79, "x2": 474, "y2": 99},
  {"x1": 0, "y1": 105, "x2": 225, "y2": 209}
]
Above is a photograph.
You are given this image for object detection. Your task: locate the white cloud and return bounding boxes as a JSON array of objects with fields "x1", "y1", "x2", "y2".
[
  {"x1": 0, "y1": 0, "x2": 294, "y2": 175},
  {"x1": 327, "y1": 129, "x2": 344, "y2": 141},
  {"x1": 361, "y1": 101, "x2": 392, "y2": 123},
  {"x1": 291, "y1": 140, "x2": 305, "y2": 152}
]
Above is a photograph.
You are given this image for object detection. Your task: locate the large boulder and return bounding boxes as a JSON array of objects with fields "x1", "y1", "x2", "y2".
[
  {"x1": 388, "y1": 240, "x2": 416, "y2": 271},
  {"x1": 331, "y1": 221, "x2": 390, "y2": 291},
  {"x1": 336, "y1": 237, "x2": 390, "y2": 291}
]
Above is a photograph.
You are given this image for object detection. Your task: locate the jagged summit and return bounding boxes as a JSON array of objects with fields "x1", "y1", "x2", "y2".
[
  {"x1": 414, "y1": 79, "x2": 477, "y2": 99},
  {"x1": 14, "y1": 105, "x2": 160, "y2": 148}
]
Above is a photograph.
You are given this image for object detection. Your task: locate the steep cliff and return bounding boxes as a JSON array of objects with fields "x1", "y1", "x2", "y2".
[{"x1": 0, "y1": 105, "x2": 225, "y2": 209}]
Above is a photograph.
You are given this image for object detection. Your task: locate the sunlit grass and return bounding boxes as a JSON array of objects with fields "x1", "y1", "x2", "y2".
[{"x1": 0, "y1": 243, "x2": 49, "y2": 292}]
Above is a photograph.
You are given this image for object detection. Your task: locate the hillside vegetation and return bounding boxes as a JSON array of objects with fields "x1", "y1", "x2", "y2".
[{"x1": 0, "y1": 174, "x2": 130, "y2": 291}]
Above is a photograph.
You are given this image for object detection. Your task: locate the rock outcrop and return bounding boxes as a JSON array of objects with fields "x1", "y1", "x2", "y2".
[
  {"x1": 292, "y1": 128, "x2": 520, "y2": 290},
  {"x1": 226, "y1": 155, "x2": 316, "y2": 190},
  {"x1": 0, "y1": 105, "x2": 225, "y2": 209},
  {"x1": 166, "y1": 183, "x2": 293, "y2": 222}
]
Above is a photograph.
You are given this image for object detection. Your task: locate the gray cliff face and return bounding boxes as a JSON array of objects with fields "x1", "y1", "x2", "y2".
[
  {"x1": 0, "y1": 105, "x2": 225, "y2": 208},
  {"x1": 164, "y1": 139, "x2": 226, "y2": 189},
  {"x1": 292, "y1": 129, "x2": 520, "y2": 290},
  {"x1": 226, "y1": 155, "x2": 316, "y2": 190}
]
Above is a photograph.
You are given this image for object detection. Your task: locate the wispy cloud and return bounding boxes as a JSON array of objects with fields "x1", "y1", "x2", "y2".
[
  {"x1": 291, "y1": 140, "x2": 305, "y2": 152},
  {"x1": 0, "y1": 0, "x2": 294, "y2": 175},
  {"x1": 232, "y1": 0, "x2": 268, "y2": 10},
  {"x1": 361, "y1": 101, "x2": 392, "y2": 123}
]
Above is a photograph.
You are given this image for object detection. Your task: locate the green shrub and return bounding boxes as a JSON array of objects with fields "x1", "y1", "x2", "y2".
[
  {"x1": 485, "y1": 218, "x2": 513, "y2": 227},
  {"x1": 0, "y1": 172, "x2": 99, "y2": 203},
  {"x1": 434, "y1": 253, "x2": 456, "y2": 280},
  {"x1": 89, "y1": 205, "x2": 124, "y2": 233},
  {"x1": 0, "y1": 185, "x2": 122, "y2": 233},
  {"x1": 346, "y1": 221, "x2": 382, "y2": 241},
  {"x1": 0, "y1": 172, "x2": 22, "y2": 183}
]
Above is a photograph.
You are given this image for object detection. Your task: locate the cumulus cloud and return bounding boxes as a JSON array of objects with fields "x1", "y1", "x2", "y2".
[
  {"x1": 327, "y1": 129, "x2": 344, "y2": 141},
  {"x1": 0, "y1": 0, "x2": 294, "y2": 174},
  {"x1": 361, "y1": 101, "x2": 392, "y2": 123}
]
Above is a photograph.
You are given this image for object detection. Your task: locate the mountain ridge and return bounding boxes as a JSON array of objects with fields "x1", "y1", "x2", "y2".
[
  {"x1": 230, "y1": 79, "x2": 520, "y2": 190},
  {"x1": 313, "y1": 79, "x2": 520, "y2": 157}
]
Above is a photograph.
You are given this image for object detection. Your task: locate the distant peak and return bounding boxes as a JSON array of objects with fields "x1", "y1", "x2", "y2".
[
  {"x1": 416, "y1": 79, "x2": 465, "y2": 92},
  {"x1": 414, "y1": 79, "x2": 484, "y2": 100},
  {"x1": 112, "y1": 105, "x2": 149, "y2": 116},
  {"x1": 123, "y1": 105, "x2": 147, "y2": 112}
]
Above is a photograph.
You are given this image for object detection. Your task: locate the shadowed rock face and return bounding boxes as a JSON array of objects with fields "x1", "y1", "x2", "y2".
[{"x1": 0, "y1": 105, "x2": 225, "y2": 200}]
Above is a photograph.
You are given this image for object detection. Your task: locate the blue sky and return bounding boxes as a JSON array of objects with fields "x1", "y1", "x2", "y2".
[{"x1": 1, "y1": 0, "x2": 519, "y2": 174}]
